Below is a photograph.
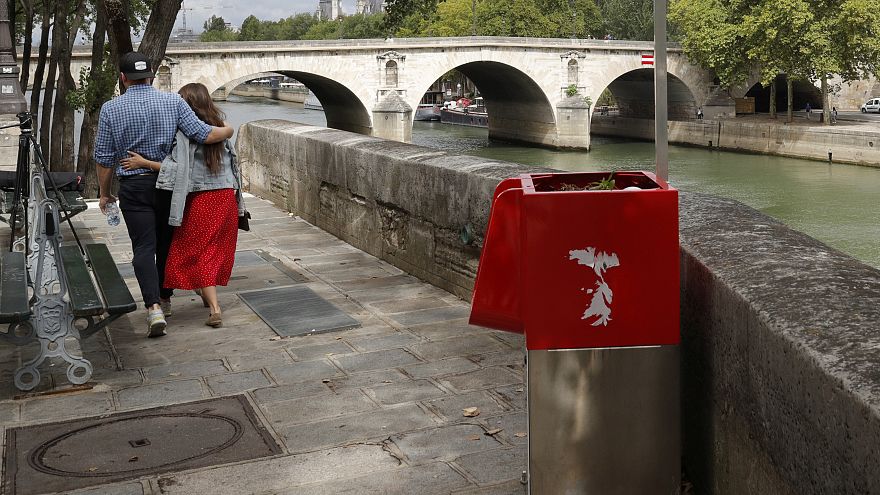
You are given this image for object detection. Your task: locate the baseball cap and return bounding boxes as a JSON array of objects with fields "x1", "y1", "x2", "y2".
[{"x1": 120, "y1": 52, "x2": 154, "y2": 80}]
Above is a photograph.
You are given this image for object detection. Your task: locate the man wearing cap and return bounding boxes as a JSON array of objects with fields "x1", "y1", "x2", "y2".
[{"x1": 95, "y1": 52, "x2": 234, "y2": 338}]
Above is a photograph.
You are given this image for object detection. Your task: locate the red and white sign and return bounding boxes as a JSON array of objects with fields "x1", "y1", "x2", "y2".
[{"x1": 641, "y1": 54, "x2": 654, "y2": 66}]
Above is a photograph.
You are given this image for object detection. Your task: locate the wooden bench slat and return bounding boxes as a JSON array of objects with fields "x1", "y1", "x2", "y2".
[
  {"x1": 59, "y1": 245, "x2": 104, "y2": 317},
  {"x1": 84, "y1": 244, "x2": 137, "y2": 315},
  {"x1": 0, "y1": 251, "x2": 31, "y2": 323}
]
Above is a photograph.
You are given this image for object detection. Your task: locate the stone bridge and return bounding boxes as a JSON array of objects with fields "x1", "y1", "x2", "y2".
[{"x1": 29, "y1": 37, "x2": 719, "y2": 150}]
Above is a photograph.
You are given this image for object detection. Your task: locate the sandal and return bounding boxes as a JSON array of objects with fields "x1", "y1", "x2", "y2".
[{"x1": 205, "y1": 312, "x2": 222, "y2": 328}]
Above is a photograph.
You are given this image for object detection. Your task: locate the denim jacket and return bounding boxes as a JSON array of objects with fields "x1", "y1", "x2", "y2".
[{"x1": 156, "y1": 131, "x2": 246, "y2": 226}]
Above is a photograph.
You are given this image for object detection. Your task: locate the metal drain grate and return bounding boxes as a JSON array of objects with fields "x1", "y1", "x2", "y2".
[
  {"x1": 238, "y1": 285, "x2": 361, "y2": 337},
  {"x1": 3, "y1": 395, "x2": 282, "y2": 495}
]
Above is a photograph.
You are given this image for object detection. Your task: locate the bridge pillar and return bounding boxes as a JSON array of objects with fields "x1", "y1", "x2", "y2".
[
  {"x1": 372, "y1": 92, "x2": 412, "y2": 143},
  {"x1": 555, "y1": 96, "x2": 592, "y2": 150}
]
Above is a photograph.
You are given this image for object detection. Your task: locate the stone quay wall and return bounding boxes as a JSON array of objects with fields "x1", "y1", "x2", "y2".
[
  {"x1": 228, "y1": 85, "x2": 309, "y2": 104},
  {"x1": 592, "y1": 115, "x2": 880, "y2": 167},
  {"x1": 237, "y1": 120, "x2": 880, "y2": 494}
]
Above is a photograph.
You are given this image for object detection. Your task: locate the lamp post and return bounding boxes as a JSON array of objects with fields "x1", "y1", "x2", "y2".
[
  {"x1": 0, "y1": 0, "x2": 27, "y2": 115},
  {"x1": 654, "y1": 0, "x2": 668, "y2": 182}
]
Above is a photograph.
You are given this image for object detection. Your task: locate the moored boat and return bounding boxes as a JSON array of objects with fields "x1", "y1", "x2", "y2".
[{"x1": 440, "y1": 97, "x2": 488, "y2": 128}]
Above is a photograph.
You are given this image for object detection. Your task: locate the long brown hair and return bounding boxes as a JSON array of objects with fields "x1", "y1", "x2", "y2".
[{"x1": 178, "y1": 83, "x2": 226, "y2": 173}]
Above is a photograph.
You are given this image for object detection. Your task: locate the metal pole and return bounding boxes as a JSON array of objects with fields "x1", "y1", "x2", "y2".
[{"x1": 654, "y1": 0, "x2": 668, "y2": 182}]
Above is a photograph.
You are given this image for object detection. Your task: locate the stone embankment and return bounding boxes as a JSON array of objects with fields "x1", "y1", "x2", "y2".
[
  {"x1": 228, "y1": 84, "x2": 309, "y2": 104},
  {"x1": 237, "y1": 119, "x2": 880, "y2": 494},
  {"x1": 592, "y1": 115, "x2": 880, "y2": 167}
]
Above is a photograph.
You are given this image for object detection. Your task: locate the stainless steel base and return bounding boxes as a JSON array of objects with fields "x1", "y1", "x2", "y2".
[{"x1": 528, "y1": 346, "x2": 680, "y2": 495}]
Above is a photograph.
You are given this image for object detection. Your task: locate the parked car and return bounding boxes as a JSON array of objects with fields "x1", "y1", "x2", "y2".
[{"x1": 861, "y1": 98, "x2": 880, "y2": 113}]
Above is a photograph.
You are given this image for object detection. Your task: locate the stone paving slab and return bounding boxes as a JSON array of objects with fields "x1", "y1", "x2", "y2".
[{"x1": 0, "y1": 196, "x2": 528, "y2": 494}]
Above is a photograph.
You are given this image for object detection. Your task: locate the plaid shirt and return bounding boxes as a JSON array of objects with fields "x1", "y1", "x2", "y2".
[{"x1": 95, "y1": 84, "x2": 213, "y2": 177}]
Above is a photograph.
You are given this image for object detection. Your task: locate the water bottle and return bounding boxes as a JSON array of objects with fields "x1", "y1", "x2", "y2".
[{"x1": 106, "y1": 201, "x2": 120, "y2": 227}]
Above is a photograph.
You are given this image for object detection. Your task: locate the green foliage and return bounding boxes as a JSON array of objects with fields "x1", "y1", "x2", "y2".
[
  {"x1": 669, "y1": 0, "x2": 753, "y2": 88},
  {"x1": 672, "y1": 0, "x2": 880, "y2": 91},
  {"x1": 598, "y1": 0, "x2": 653, "y2": 40},
  {"x1": 588, "y1": 174, "x2": 615, "y2": 190},
  {"x1": 237, "y1": 13, "x2": 320, "y2": 41},
  {"x1": 583, "y1": 95, "x2": 592, "y2": 107},
  {"x1": 200, "y1": 15, "x2": 237, "y2": 41},
  {"x1": 203, "y1": 15, "x2": 228, "y2": 33},
  {"x1": 383, "y1": 0, "x2": 440, "y2": 34},
  {"x1": 66, "y1": 49, "x2": 117, "y2": 113},
  {"x1": 565, "y1": 84, "x2": 578, "y2": 96}
]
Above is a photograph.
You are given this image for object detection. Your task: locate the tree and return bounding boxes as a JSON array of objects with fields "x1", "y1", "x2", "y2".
[
  {"x1": 383, "y1": 0, "x2": 439, "y2": 34},
  {"x1": 200, "y1": 14, "x2": 236, "y2": 41},
  {"x1": 238, "y1": 14, "x2": 263, "y2": 40},
  {"x1": 302, "y1": 19, "x2": 343, "y2": 39},
  {"x1": 422, "y1": 0, "x2": 474, "y2": 36},
  {"x1": 598, "y1": 0, "x2": 652, "y2": 40},
  {"x1": 669, "y1": 0, "x2": 753, "y2": 90},
  {"x1": 545, "y1": 0, "x2": 603, "y2": 38},
  {"x1": 741, "y1": 0, "x2": 815, "y2": 122}
]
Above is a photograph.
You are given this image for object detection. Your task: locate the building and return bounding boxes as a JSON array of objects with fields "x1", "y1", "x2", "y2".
[
  {"x1": 355, "y1": 0, "x2": 384, "y2": 15},
  {"x1": 317, "y1": 0, "x2": 343, "y2": 20}
]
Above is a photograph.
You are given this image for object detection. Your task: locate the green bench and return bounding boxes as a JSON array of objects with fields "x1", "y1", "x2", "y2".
[
  {"x1": 59, "y1": 243, "x2": 137, "y2": 338},
  {"x1": 0, "y1": 251, "x2": 31, "y2": 326},
  {"x1": 0, "y1": 173, "x2": 136, "y2": 390}
]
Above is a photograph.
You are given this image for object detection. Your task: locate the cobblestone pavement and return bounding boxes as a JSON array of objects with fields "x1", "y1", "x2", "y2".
[{"x1": 0, "y1": 195, "x2": 528, "y2": 495}]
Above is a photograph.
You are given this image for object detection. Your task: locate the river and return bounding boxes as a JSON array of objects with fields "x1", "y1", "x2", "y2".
[{"x1": 217, "y1": 95, "x2": 880, "y2": 270}]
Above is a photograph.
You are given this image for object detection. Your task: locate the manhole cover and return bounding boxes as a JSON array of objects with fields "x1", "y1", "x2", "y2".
[{"x1": 3, "y1": 395, "x2": 282, "y2": 495}]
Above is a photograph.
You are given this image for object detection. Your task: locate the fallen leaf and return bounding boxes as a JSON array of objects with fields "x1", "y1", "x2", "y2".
[
  {"x1": 382, "y1": 380, "x2": 392, "y2": 383},
  {"x1": 128, "y1": 456, "x2": 139, "y2": 462},
  {"x1": 168, "y1": 372, "x2": 181, "y2": 377},
  {"x1": 467, "y1": 434, "x2": 481, "y2": 441},
  {"x1": 485, "y1": 428, "x2": 502, "y2": 436},
  {"x1": 269, "y1": 336, "x2": 282, "y2": 341},
  {"x1": 87, "y1": 467, "x2": 98, "y2": 472},
  {"x1": 514, "y1": 432, "x2": 527, "y2": 438},
  {"x1": 462, "y1": 407, "x2": 480, "y2": 417}
]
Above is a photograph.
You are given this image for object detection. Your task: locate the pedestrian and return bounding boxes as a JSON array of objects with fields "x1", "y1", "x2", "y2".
[
  {"x1": 697, "y1": 106, "x2": 704, "y2": 120},
  {"x1": 95, "y1": 52, "x2": 234, "y2": 338},
  {"x1": 805, "y1": 102, "x2": 811, "y2": 120},
  {"x1": 121, "y1": 83, "x2": 243, "y2": 328},
  {"x1": 831, "y1": 107, "x2": 838, "y2": 124}
]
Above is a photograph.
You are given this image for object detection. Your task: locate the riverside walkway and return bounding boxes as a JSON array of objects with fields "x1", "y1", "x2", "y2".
[{"x1": 0, "y1": 196, "x2": 527, "y2": 495}]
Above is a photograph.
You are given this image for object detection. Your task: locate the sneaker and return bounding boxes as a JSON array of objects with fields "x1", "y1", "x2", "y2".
[
  {"x1": 205, "y1": 312, "x2": 222, "y2": 328},
  {"x1": 160, "y1": 298, "x2": 172, "y2": 317},
  {"x1": 147, "y1": 309, "x2": 167, "y2": 338}
]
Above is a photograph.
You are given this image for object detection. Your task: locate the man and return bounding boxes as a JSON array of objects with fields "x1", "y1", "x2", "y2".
[{"x1": 95, "y1": 52, "x2": 233, "y2": 338}]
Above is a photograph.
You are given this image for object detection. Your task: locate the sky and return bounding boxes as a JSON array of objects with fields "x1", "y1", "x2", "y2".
[{"x1": 178, "y1": 0, "x2": 358, "y2": 33}]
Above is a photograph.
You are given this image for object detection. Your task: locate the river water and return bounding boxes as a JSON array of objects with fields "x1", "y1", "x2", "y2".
[{"x1": 215, "y1": 95, "x2": 880, "y2": 270}]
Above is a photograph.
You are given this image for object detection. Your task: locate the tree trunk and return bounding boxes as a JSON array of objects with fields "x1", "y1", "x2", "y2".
[
  {"x1": 50, "y1": 0, "x2": 85, "y2": 171},
  {"x1": 138, "y1": 0, "x2": 183, "y2": 72},
  {"x1": 39, "y1": 0, "x2": 63, "y2": 165},
  {"x1": 28, "y1": 1, "x2": 51, "y2": 121},
  {"x1": 101, "y1": 0, "x2": 133, "y2": 94},
  {"x1": 786, "y1": 77, "x2": 793, "y2": 124},
  {"x1": 76, "y1": 6, "x2": 108, "y2": 198},
  {"x1": 769, "y1": 79, "x2": 776, "y2": 119},
  {"x1": 18, "y1": 0, "x2": 33, "y2": 90},
  {"x1": 821, "y1": 75, "x2": 830, "y2": 126}
]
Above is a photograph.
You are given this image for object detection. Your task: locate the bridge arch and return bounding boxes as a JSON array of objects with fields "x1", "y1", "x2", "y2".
[
  {"x1": 592, "y1": 68, "x2": 699, "y2": 121},
  {"x1": 588, "y1": 54, "x2": 707, "y2": 123},
  {"x1": 213, "y1": 69, "x2": 372, "y2": 136},
  {"x1": 409, "y1": 59, "x2": 558, "y2": 147}
]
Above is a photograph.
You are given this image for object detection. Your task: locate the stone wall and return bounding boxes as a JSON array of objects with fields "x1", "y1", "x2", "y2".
[
  {"x1": 237, "y1": 120, "x2": 880, "y2": 494},
  {"x1": 592, "y1": 116, "x2": 880, "y2": 167}
]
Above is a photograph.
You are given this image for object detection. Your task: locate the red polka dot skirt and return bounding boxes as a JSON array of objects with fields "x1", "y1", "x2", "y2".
[{"x1": 164, "y1": 188, "x2": 238, "y2": 290}]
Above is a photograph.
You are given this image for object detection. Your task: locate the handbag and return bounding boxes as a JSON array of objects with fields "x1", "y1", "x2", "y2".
[{"x1": 238, "y1": 210, "x2": 251, "y2": 231}]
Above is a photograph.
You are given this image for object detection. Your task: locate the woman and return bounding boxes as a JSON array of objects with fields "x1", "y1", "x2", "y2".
[{"x1": 121, "y1": 83, "x2": 244, "y2": 328}]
